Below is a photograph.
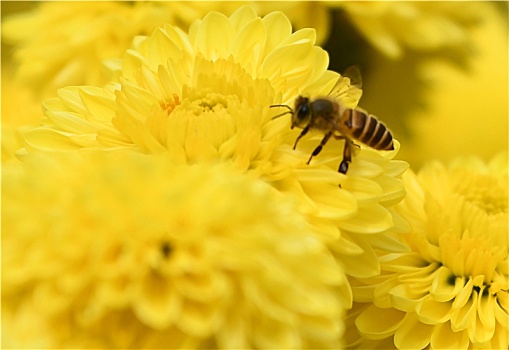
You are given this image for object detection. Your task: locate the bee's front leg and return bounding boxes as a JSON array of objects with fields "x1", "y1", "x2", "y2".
[{"x1": 293, "y1": 125, "x2": 310, "y2": 150}]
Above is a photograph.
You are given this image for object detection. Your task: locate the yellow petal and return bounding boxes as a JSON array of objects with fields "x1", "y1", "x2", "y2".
[
  {"x1": 55, "y1": 86, "x2": 90, "y2": 114},
  {"x1": 362, "y1": 229, "x2": 411, "y2": 252},
  {"x1": 375, "y1": 277, "x2": 404, "y2": 308},
  {"x1": 451, "y1": 296, "x2": 476, "y2": 332},
  {"x1": 178, "y1": 300, "x2": 222, "y2": 338},
  {"x1": 351, "y1": 285, "x2": 375, "y2": 304},
  {"x1": 216, "y1": 309, "x2": 249, "y2": 348},
  {"x1": 430, "y1": 265, "x2": 463, "y2": 302},
  {"x1": 342, "y1": 176, "x2": 384, "y2": 202},
  {"x1": 380, "y1": 252, "x2": 426, "y2": 271},
  {"x1": 25, "y1": 127, "x2": 83, "y2": 150},
  {"x1": 174, "y1": 271, "x2": 230, "y2": 303},
  {"x1": 477, "y1": 288, "x2": 496, "y2": 333},
  {"x1": 300, "y1": 181, "x2": 357, "y2": 220},
  {"x1": 231, "y1": 17, "x2": 265, "y2": 75},
  {"x1": 394, "y1": 313, "x2": 433, "y2": 350},
  {"x1": 470, "y1": 293, "x2": 496, "y2": 344},
  {"x1": 416, "y1": 295, "x2": 454, "y2": 325},
  {"x1": 78, "y1": 87, "x2": 117, "y2": 122},
  {"x1": 390, "y1": 284, "x2": 426, "y2": 312},
  {"x1": 192, "y1": 12, "x2": 234, "y2": 60},
  {"x1": 377, "y1": 175, "x2": 407, "y2": 206},
  {"x1": 494, "y1": 290, "x2": 508, "y2": 328},
  {"x1": 340, "y1": 236, "x2": 380, "y2": 279},
  {"x1": 453, "y1": 277, "x2": 475, "y2": 308},
  {"x1": 338, "y1": 204, "x2": 393, "y2": 234},
  {"x1": 228, "y1": 6, "x2": 257, "y2": 33},
  {"x1": 260, "y1": 11, "x2": 292, "y2": 57},
  {"x1": 132, "y1": 274, "x2": 182, "y2": 329},
  {"x1": 45, "y1": 110, "x2": 98, "y2": 134},
  {"x1": 251, "y1": 317, "x2": 300, "y2": 349},
  {"x1": 144, "y1": 27, "x2": 187, "y2": 71},
  {"x1": 430, "y1": 322, "x2": 469, "y2": 350},
  {"x1": 489, "y1": 328, "x2": 509, "y2": 350},
  {"x1": 356, "y1": 305, "x2": 405, "y2": 339},
  {"x1": 259, "y1": 39, "x2": 315, "y2": 83}
]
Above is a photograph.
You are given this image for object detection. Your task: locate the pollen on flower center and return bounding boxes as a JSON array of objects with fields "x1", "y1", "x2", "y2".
[
  {"x1": 159, "y1": 94, "x2": 180, "y2": 115},
  {"x1": 199, "y1": 93, "x2": 226, "y2": 110}
]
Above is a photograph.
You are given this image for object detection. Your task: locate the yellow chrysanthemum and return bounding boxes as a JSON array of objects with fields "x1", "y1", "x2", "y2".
[
  {"x1": 347, "y1": 154, "x2": 508, "y2": 349},
  {"x1": 23, "y1": 7, "x2": 408, "y2": 283},
  {"x1": 2, "y1": 151, "x2": 347, "y2": 349}
]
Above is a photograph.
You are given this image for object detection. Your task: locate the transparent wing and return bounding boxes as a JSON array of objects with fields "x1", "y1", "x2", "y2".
[
  {"x1": 328, "y1": 65, "x2": 363, "y2": 109},
  {"x1": 341, "y1": 65, "x2": 362, "y2": 89}
]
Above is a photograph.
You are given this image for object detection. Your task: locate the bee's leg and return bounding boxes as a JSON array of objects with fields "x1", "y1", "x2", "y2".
[
  {"x1": 307, "y1": 131, "x2": 332, "y2": 164},
  {"x1": 339, "y1": 138, "x2": 353, "y2": 174},
  {"x1": 293, "y1": 125, "x2": 310, "y2": 150}
]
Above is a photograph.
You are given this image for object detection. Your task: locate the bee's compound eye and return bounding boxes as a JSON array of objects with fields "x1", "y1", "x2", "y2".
[{"x1": 297, "y1": 103, "x2": 310, "y2": 120}]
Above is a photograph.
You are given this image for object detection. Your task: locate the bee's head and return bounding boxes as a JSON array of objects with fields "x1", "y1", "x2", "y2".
[
  {"x1": 292, "y1": 96, "x2": 312, "y2": 129},
  {"x1": 269, "y1": 96, "x2": 311, "y2": 129}
]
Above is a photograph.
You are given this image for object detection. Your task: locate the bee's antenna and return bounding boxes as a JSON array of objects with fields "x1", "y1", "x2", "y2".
[{"x1": 270, "y1": 104, "x2": 294, "y2": 120}]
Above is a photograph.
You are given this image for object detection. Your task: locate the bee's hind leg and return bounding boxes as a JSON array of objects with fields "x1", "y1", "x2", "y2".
[
  {"x1": 307, "y1": 131, "x2": 332, "y2": 164},
  {"x1": 338, "y1": 138, "x2": 353, "y2": 174}
]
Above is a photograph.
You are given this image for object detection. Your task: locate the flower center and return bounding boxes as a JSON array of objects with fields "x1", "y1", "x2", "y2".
[{"x1": 453, "y1": 173, "x2": 507, "y2": 215}]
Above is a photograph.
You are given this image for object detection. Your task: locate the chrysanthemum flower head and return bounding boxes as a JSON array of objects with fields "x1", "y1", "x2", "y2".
[
  {"x1": 347, "y1": 154, "x2": 508, "y2": 349},
  {"x1": 2, "y1": 151, "x2": 347, "y2": 348}
]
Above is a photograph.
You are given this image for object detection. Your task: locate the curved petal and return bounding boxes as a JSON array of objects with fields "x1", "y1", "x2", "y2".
[
  {"x1": 416, "y1": 294, "x2": 454, "y2": 325},
  {"x1": 338, "y1": 204, "x2": 393, "y2": 234},
  {"x1": 356, "y1": 305, "x2": 405, "y2": 340},
  {"x1": 191, "y1": 12, "x2": 234, "y2": 60},
  {"x1": 260, "y1": 11, "x2": 292, "y2": 61},
  {"x1": 430, "y1": 322, "x2": 469, "y2": 350},
  {"x1": 25, "y1": 127, "x2": 85, "y2": 150},
  {"x1": 390, "y1": 284, "x2": 426, "y2": 313},
  {"x1": 430, "y1": 265, "x2": 463, "y2": 302},
  {"x1": 394, "y1": 313, "x2": 433, "y2": 350},
  {"x1": 451, "y1": 295, "x2": 476, "y2": 332}
]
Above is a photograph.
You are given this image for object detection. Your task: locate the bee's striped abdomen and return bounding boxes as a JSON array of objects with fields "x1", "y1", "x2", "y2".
[{"x1": 344, "y1": 109, "x2": 394, "y2": 150}]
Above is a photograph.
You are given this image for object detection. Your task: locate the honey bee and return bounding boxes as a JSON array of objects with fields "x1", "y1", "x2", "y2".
[{"x1": 270, "y1": 67, "x2": 394, "y2": 175}]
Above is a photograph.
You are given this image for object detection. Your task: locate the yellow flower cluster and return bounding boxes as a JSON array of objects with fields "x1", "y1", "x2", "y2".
[
  {"x1": 2, "y1": 3, "x2": 507, "y2": 349},
  {"x1": 347, "y1": 154, "x2": 508, "y2": 349},
  {"x1": 3, "y1": 6, "x2": 409, "y2": 348}
]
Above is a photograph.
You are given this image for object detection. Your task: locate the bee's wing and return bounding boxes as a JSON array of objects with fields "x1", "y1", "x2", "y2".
[
  {"x1": 341, "y1": 65, "x2": 362, "y2": 89},
  {"x1": 328, "y1": 65, "x2": 363, "y2": 109}
]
